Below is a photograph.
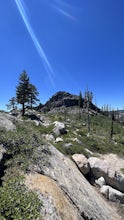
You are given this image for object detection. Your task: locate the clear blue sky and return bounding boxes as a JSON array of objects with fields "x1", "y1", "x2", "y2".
[{"x1": 1, "y1": 0, "x2": 124, "y2": 110}]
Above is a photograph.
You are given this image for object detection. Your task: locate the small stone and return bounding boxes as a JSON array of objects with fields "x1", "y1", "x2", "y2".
[
  {"x1": 55, "y1": 137, "x2": 63, "y2": 143},
  {"x1": 95, "y1": 177, "x2": 106, "y2": 187}
]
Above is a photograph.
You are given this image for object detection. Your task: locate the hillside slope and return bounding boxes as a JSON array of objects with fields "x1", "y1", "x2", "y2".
[{"x1": 0, "y1": 111, "x2": 124, "y2": 219}]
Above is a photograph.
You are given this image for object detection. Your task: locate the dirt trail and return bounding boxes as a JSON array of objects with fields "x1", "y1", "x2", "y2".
[{"x1": 99, "y1": 153, "x2": 124, "y2": 175}]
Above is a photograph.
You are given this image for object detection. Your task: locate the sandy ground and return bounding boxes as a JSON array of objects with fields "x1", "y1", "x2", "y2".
[{"x1": 99, "y1": 153, "x2": 124, "y2": 175}]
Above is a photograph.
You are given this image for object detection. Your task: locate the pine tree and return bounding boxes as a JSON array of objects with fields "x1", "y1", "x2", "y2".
[
  {"x1": 84, "y1": 89, "x2": 93, "y2": 134},
  {"x1": 110, "y1": 110, "x2": 115, "y2": 139},
  {"x1": 16, "y1": 71, "x2": 30, "y2": 116},
  {"x1": 6, "y1": 97, "x2": 17, "y2": 111},
  {"x1": 78, "y1": 91, "x2": 83, "y2": 117},
  {"x1": 28, "y1": 84, "x2": 39, "y2": 109}
]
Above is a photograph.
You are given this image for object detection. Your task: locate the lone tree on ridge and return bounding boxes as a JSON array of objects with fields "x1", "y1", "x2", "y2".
[{"x1": 16, "y1": 71, "x2": 39, "y2": 116}]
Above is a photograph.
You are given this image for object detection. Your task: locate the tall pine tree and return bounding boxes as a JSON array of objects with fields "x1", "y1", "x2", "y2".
[
  {"x1": 16, "y1": 71, "x2": 30, "y2": 116},
  {"x1": 78, "y1": 91, "x2": 83, "y2": 117},
  {"x1": 84, "y1": 89, "x2": 93, "y2": 134},
  {"x1": 28, "y1": 84, "x2": 39, "y2": 109}
]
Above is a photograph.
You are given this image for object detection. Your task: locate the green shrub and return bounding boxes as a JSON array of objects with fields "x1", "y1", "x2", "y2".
[
  {"x1": 0, "y1": 176, "x2": 42, "y2": 220},
  {"x1": 120, "y1": 168, "x2": 124, "y2": 174},
  {"x1": 37, "y1": 124, "x2": 54, "y2": 134}
]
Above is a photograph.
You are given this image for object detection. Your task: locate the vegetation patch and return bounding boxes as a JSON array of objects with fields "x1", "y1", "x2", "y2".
[
  {"x1": 49, "y1": 112, "x2": 124, "y2": 157},
  {"x1": 0, "y1": 122, "x2": 46, "y2": 219},
  {"x1": 0, "y1": 175, "x2": 42, "y2": 220}
]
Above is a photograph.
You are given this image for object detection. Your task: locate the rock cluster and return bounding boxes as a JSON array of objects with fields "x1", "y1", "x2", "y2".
[
  {"x1": 88, "y1": 157, "x2": 124, "y2": 193},
  {"x1": 100, "y1": 185, "x2": 124, "y2": 203},
  {"x1": 0, "y1": 112, "x2": 16, "y2": 131},
  {"x1": 72, "y1": 154, "x2": 124, "y2": 204},
  {"x1": 28, "y1": 145, "x2": 120, "y2": 220}
]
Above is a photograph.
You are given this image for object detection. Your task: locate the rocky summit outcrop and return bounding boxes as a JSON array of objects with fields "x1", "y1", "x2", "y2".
[
  {"x1": 39, "y1": 91, "x2": 100, "y2": 113},
  {"x1": 28, "y1": 145, "x2": 120, "y2": 220},
  {"x1": 43, "y1": 91, "x2": 80, "y2": 110},
  {"x1": 0, "y1": 112, "x2": 16, "y2": 131},
  {"x1": 88, "y1": 157, "x2": 124, "y2": 193}
]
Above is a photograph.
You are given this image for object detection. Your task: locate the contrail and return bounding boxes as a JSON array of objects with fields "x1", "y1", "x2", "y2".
[
  {"x1": 14, "y1": 0, "x2": 54, "y2": 85},
  {"x1": 52, "y1": 0, "x2": 78, "y2": 22},
  {"x1": 53, "y1": 5, "x2": 78, "y2": 22}
]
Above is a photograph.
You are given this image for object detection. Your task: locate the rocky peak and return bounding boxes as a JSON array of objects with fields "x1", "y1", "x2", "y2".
[
  {"x1": 39, "y1": 91, "x2": 100, "y2": 113},
  {"x1": 45, "y1": 91, "x2": 80, "y2": 109}
]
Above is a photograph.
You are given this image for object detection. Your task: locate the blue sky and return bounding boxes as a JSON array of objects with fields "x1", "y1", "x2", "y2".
[{"x1": 0, "y1": 0, "x2": 124, "y2": 110}]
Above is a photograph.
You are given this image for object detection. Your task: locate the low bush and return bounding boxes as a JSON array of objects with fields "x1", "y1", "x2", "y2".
[{"x1": 0, "y1": 175, "x2": 42, "y2": 220}]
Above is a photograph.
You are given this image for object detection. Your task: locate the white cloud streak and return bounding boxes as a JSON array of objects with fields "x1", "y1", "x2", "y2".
[
  {"x1": 14, "y1": 0, "x2": 54, "y2": 85},
  {"x1": 53, "y1": 5, "x2": 78, "y2": 22}
]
